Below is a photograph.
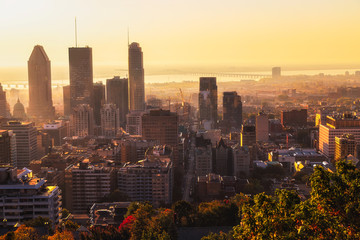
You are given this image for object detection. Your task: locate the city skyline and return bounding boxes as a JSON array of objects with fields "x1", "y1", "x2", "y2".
[{"x1": 1, "y1": 1, "x2": 360, "y2": 77}]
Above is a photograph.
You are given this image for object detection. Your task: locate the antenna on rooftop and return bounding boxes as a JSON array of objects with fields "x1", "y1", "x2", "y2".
[
  {"x1": 75, "y1": 17, "x2": 78, "y2": 47},
  {"x1": 127, "y1": 27, "x2": 130, "y2": 47}
]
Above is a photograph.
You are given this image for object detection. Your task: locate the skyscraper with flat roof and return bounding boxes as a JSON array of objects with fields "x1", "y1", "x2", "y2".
[
  {"x1": 69, "y1": 47, "x2": 93, "y2": 110},
  {"x1": 27, "y1": 45, "x2": 55, "y2": 119},
  {"x1": 129, "y1": 43, "x2": 145, "y2": 111},
  {"x1": 93, "y1": 82, "x2": 105, "y2": 126},
  {"x1": 199, "y1": 77, "x2": 218, "y2": 128},
  {"x1": 223, "y1": 91, "x2": 242, "y2": 129},
  {"x1": 106, "y1": 76, "x2": 129, "y2": 126}
]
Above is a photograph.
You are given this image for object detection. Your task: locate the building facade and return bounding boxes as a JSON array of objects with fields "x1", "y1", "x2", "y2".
[
  {"x1": 0, "y1": 130, "x2": 16, "y2": 166},
  {"x1": 129, "y1": 43, "x2": 145, "y2": 111},
  {"x1": 256, "y1": 112, "x2": 269, "y2": 142},
  {"x1": 106, "y1": 77, "x2": 129, "y2": 127},
  {"x1": 70, "y1": 104, "x2": 94, "y2": 137},
  {"x1": 222, "y1": 91, "x2": 242, "y2": 129},
  {"x1": 93, "y1": 82, "x2": 106, "y2": 126},
  {"x1": 101, "y1": 104, "x2": 120, "y2": 138},
  {"x1": 199, "y1": 77, "x2": 218, "y2": 128}
]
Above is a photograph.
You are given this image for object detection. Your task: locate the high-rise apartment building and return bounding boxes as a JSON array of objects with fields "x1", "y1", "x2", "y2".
[
  {"x1": 0, "y1": 83, "x2": 8, "y2": 118},
  {"x1": 256, "y1": 112, "x2": 269, "y2": 142},
  {"x1": 69, "y1": 47, "x2": 93, "y2": 110},
  {"x1": 27, "y1": 45, "x2": 55, "y2": 120},
  {"x1": 142, "y1": 109, "x2": 178, "y2": 165},
  {"x1": 334, "y1": 134, "x2": 357, "y2": 161},
  {"x1": 117, "y1": 146, "x2": 173, "y2": 206},
  {"x1": 93, "y1": 82, "x2": 105, "y2": 126},
  {"x1": 1, "y1": 121, "x2": 37, "y2": 168},
  {"x1": 223, "y1": 91, "x2": 242, "y2": 129},
  {"x1": 129, "y1": 43, "x2": 145, "y2": 111},
  {"x1": 199, "y1": 77, "x2": 217, "y2": 128},
  {"x1": 65, "y1": 160, "x2": 116, "y2": 213},
  {"x1": 0, "y1": 130, "x2": 16, "y2": 166},
  {"x1": 232, "y1": 144, "x2": 250, "y2": 177},
  {"x1": 319, "y1": 114, "x2": 360, "y2": 159},
  {"x1": 106, "y1": 77, "x2": 129, "y2": 126},
  {"x1": 195, "y1": 135, "x2": 213, "y2": 176},
  {"x1": 0, "y1": 167, "x2": 62, "y2": 227},
  {"x1": 70, "y1": 104, "x2": 94, "y2": 137},
  {"x1": 101, "y1": 104, "x2": 120, "y2": 138}
]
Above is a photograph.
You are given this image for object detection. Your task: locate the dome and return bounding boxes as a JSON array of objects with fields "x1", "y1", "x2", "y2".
[{"x1": 13, "y1": 98, "x2": 26, "y2": 119}]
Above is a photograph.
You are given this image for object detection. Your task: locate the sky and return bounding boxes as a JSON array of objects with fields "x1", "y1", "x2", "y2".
[{"x1": 0, "y1": 0, "x2": 360, "y2": 76}]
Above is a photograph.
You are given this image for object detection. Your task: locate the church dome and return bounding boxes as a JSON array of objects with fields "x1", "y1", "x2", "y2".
[{"x1": 13, "y1": 98, "x2": 26, "y2": 119}]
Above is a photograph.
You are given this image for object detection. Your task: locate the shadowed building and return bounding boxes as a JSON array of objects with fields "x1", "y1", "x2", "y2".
[
  {"x1": 69, "y1": 47, "x2": 93, "y2": 110},
  {"x1": 101, "y1": 103, "x2": 120, "y2": 138},
  {"x1": 223, "y1": 91, "x2": 242, "y2": 129},
  {"x1": 27, "y1": 45, "x2": 55, "y2": 119},
  {"x1": 199, "y1": 77, "x2": 217, "y2": 128},
  {"x1": 106, "y1": 77, "x2": 129, "y2": 127},
  {"x1": 0, "y1": 83, "x2": 8, "y2": 118},
  {"x1": 63, "y1": 85, "x2": 71, "y2": 116},
  {"x1": 70, "y1": 104, "x2": 94, "y2": 137},
  {"x1": 129, "y1": 43, "x2": 145, "y2": 111},
  {"x1": 93, "y1": 82, "x2": 105, "y2": 126},
  {"x1": 0, "y1": 130, "x2": 17, "y2": 166}
]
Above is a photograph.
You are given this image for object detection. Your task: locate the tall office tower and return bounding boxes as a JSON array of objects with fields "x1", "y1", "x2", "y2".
[
  {"x1": 63, "y1": 85, "x2": 71, "y2": 116},
  {"x1": 12, "y1": 98, "x2": 27, "y2": 120},
  {"x1": 256, "y1": 112, "x2": 269, "y2": 142},
  {"x1": 93, "y1": 82, "x2": 105, "y2": 126},
  {"x1": 129, "y1": 42, "x2": 145, "y2": 111},
  {"x1": 65, "y1": 160, "x2": 116, "y2": 213},
  {"x1": 100, "y1": 103, "x2": 120, "y2": 138},
  {"x1": 195, "y1": 135, "x2": 213, "y2": 176},
  {"x1": 106, "y1": 76, "x2": 129, "y2": 126},
  {"x1": 215, "y1": 138, "x2": 233, "y2": 176},
  {"x1": 334, "y1": 134, "x2": 357, "y2": 161},
  {"x1": 232, "y1": 144, "x2": 250, "y2": 177},
  {"x1": 281, "y1": 109, "x2": 307, "y2": 127},
  {"x1": 241, "y1": 125, "x2": 256, "y2": 147},
  {"x1": 118, "y1": 146, "x2": 173, "y2": 206},
  {"x1": 126, "y1": 110, "x2": 143, "y2": 135},
  {"x1": 223, "y1": 91, "x2": 242, "y2": 129},
  {"x1": 272, "y1": 67, "x2": 281, "y2": 78},
  {"x1": 0, "y1": 130, "x2": 16, "y2": 166},
  {"x1": 0, "y1": 83, "x2": 8, "y2": 118},
  {"x1": 319, "y1": 113, "x2": 360, "y2": 159},
  {"x1": 1, "y1": 121, "x2": 37, "y2": 168},
  {"x1": 70, "y1": 104, "x2": 94, "y2": 137},
  {"x1": 27, "y1": 45, "x2": 55, "y2": 120},
  {"x1": 0, "y1": 167, "x2": 61, "y2": 227},
  {"x1": 142, "y1": 109, "x2": 179, "y2": 165},
  {"x1": 199, "y1": 77, "x2": 218, "y2": 128},
  {"x1": 69, "y1": 47, "x2": 93, "y2": 110}
]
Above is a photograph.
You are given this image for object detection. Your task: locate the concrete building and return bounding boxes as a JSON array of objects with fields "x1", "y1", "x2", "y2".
[
  {"x1": 272, "y1": 67, "x2": 281, "y2": 78},
  {"x1": 256, "y1": 112, "x2": 269, "y2": 142},
  {"x1": 281, "y1": 109, "x2": 307, "y2": 127},
  {"x1": 0, "y1": 167, "x2": 61, "y2": 226},
  {"x1": 117, "y1": 146, "x2": 173, "y2": 206},
  {"x1": 27, "y1": 45, "x2": 55, "y2": 120},
  {"x1": 142, "y1": 109, "x2": 179, "y2": 166},
  {"x1": 65, "y1": 160, "x2": 116, "y2": 213},
  {"x1": 126, "y1": 111, "x2": 143, "y2": 135},
  {"x1": 69, "y1": 47, "x2": 93, "y2": 109},
  {"x1": 129, "y1": 43, "x2": 145, "y2": 111},
  {"x1": 1, "y1": 121, "x2": 37, "y2": 168},
  {"x1": 93, "y1": 82, "x2": 106, "y2": 126},
  {"x1": 241, "y1": 125, "x2": 256, "y2": 147},
  {"x1": 101, "y1": 104, "x2": 120, "y2": 138},
  {"x1": 0, "y1": 83, "x2": 8, "y2": 118},
  {"x1": 199, "y1": 77, "x2": 217, "y2": 128},
  {"x1": 63, "y1": 85, "x2": 71, "y2": 116},
  {"x1": 214, "y1": 138, "x2": 232, "y2": 176},
  {"x1": 42, "y1": 121, "x2": 69, "y2": 146},
  {"x1": 0, "y1": 130, "x2": 16, "y2": 166},
  {"x1": 70, "y1": 104, "x2": 94, "y2": 137},
  {"x1": 232, "y1": 144, "x2": 250, "y2": 177},
  {"x1": 222, "y1": 91, "x2": 242, "y2": 129},
  {"x1": 334, "y1": 134, "x2": 357, "y2": 161},
  {"x1": 319, "y1": 114, "x2": 360, "y2": 159},
  {"x1": 119, "y1": 137, "x2": 157, "y2": 163},
  {"x1": 195, "y1": 144, "x2": 213, "y2": 177},
  {"x1": 106, "y1": 77, "x2": 129, "y2": 127}
]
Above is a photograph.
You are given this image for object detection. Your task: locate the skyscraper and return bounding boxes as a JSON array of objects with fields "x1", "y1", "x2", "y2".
[
  {"x1": 1, "y1": 121, "x2": 37, "y2": 168},
  {"x1": 93, "y1": 82, "x2": 105, "y2": 126},
  {"x1": 334, "y1": 134, "x2": 357, "y2": 161},
  {"x1": 27, "y1": 45, "x2": 55, "y2": 119},
  {"x1": 106, "y1": 76, "x2": 129, "y2": 126},
  {"x1": 0, "y1": 83, "x2": 8, "y2": 118},
  {"x1": 70, "y1": 104, "x2": 94, "y2": 137},
  {"x1": 69, "y1": 47, "x2": 93, "y2": 110},
  {"x1": 199, "y1": 77, "x2": 218, "y2": 127},
  {"x1": 129, "y1": 42, "x2": 145, "y2": 111},
  {"x1": 63, "y1": 85, "x2": 71, "y2": 116},
  {"x1": 101, "y1": 103, "x2": 120, "y2": 138},
  {"x1": 256, "y1": 112, "x2": 269, "y2": 142},
  {"x1": 0, "y1": 130, "x2": 16, "y2": 166},
  {"x1": 223, "y1": 91, "x2": 242, "y2": 129}
]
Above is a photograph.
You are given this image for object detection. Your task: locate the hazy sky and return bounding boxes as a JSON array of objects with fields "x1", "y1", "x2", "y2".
[{"x1": 1, "y1": 0, "x2": 360, "y2": 70}]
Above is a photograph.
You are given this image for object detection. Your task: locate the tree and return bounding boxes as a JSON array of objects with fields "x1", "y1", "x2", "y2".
[
  {"x1": 48, "y1": 231, "x2": 74, "y2": 240},
  {"x1": 172, "y1": 200, "x2": 194, "y2": 226}
]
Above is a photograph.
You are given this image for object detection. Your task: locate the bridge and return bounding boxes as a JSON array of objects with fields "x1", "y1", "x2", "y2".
[{"x1": 187, "y1": 72, "x2": 271, "y2": 79}]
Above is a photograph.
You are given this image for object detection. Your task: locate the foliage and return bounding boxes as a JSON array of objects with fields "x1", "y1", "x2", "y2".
[
  {"x1": 61, "y1": 208, "x2": 70, "y2": 219},
  {"x1": 23, "y1": 216, "x2": 52, "y2": 228},
  {"x1": 172, "y1": 200, "x2": 194, "y2": 226},
  {"x1": 196, "y1": 200, "x2": 239, "y2": 227},
  {"x1": 62, "y1": 220, "x2": 79, "y2": 232},
  {"x1": 201, "y1": 231, "x2": 231, "y2": 240},
  {"x1": 48, "y1": 230, "x2": 74, "y2": 240},
  {"x1": 0, "y1": 225, "x2": 39, "y2": 240}
]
